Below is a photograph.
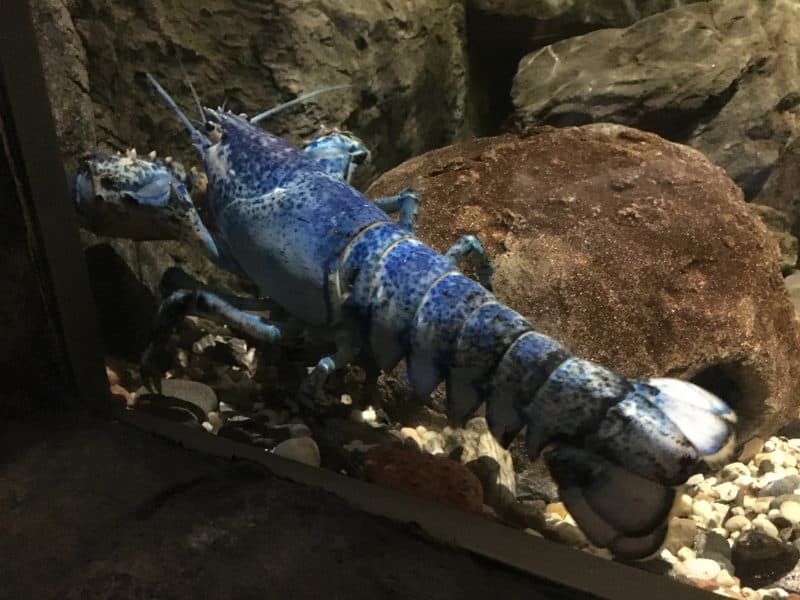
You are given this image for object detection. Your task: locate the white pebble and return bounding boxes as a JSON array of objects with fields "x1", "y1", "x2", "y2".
[
  {"x1": 764, "y1": 439, "x2": 777, "y2": 452},
  {"x1": 674, "y1": 493, "x2": 693, "y2": 517},
  {"x1": 677, "y1": 546, "x2": 696, "y2": 561},
  {"x1": 686, "y1": 473, "x2": 705, "y2": 486},
  {"x1": 724, "y1": 514, "x2": 752, "y2": 533},
  {"x1": 722, "y1": 462, "x2": 751, "y2": 479},
  {"x1": 711, "y1": 502, "x2": 730, "y2": 527},
  {"x1": 692, "y1": 499, "x2": 714, "y2": 524},
  {"x1": 660, "y1": 548, "x2": 679, "y2": 565},
  {"x1": 712, "y1": 527, "x2": 729, "y2": 539},
  {"x1": 550, "y1": 520, "x2": 587, "y2": 547},
  {"x1": 752, "y1": 514, "x2": 779, "y2": 538},
  {"x1": 673, "y1": 557, "x2": 720, "y2": 581},
  {"x1": 399, "y1": 427, "x2": 423, "y2": 448},
  {"x1": 716, "y1": 568, "x2": 737, "y2": 588},
  {"x1": 780, "y1": 499, "x2": 800, "y2": 524},
  {"x1": 714, "y1": 482, "x2": 740, "y2": 503}
]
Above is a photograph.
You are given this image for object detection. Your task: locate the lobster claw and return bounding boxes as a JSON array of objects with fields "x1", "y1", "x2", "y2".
[{"x1": 544, "y1": 445, "x2": 674, "y2": 558}]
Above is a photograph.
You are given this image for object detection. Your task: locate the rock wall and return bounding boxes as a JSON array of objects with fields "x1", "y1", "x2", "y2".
[
  {"x1": 67, "y1": 0, "x2": 475, "y2": 183},
  {"x1": 511, "y1": 0, "x2": 800, "y2": 199}
]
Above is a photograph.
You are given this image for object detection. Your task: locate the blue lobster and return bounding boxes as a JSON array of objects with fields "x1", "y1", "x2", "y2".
[{"x1": 73, "y1": 74, "x2": 737, "y2": 560}]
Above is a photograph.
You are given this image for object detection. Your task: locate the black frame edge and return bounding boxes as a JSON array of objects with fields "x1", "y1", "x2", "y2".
[
  {"x1": 0, "y1": 0, "x2": 109, "y2": 411},
  {"x1": 117, "y1": 409, "x2": 716, "y2": 600}
]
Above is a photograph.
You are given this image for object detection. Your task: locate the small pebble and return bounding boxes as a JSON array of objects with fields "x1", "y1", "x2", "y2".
[
  {"x1": 753, "y1": 515, "x2": 780, "y2": 539},
  {"x1": 687, "y1": 473, "x2": 705, "y2": 486},
  {"x1": 694, "y1": 499, "x2": 715, "y2": 524},
  {"x1": 673, "y1": 557, "x2": 720, "y2": 581},
  {"x1": 761, "y1": 476, "x2": 800, "y2": 498},
  {"x1": 549, "y1": 520, "x2": 587, "y2": 547},
  {"x1": 674, "y1": 493, "x2": 693, "y2": 517},
  {"x1": 677, "y1": 546, "x2": 697, "y2": 561},
  {"x1": 716, "y1": 568, "x2": 737, "y2": 587},
  {"x1": 399, "y1": 427, "x2": 423, "y2": 449},
  {"x1": 715, "y1": 482, "x2": 741, "y2": 503},
  {"x1": 546, "y1": 502, "x2": 568, "y2": 519},
  {"x1": 781, "y1": 501, "x2": 800, "y2": 525},
  {"x1": 272, "y1": 437, "x2": 321, "y2": 467},
  {"x1": 666, "y1": 518, "x2": 697, "y2": 553},
  {"x1": 726, "y1": 515, "x2": 753, "y2": 534}
]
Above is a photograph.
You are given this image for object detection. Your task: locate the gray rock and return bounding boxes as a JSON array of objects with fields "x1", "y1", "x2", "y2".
[
  {"x1": 777, "y1": 419, "x2": 800, "y2": 439},
  {"x1": 665, "y1": 517, "x2": 697, "y2": 554},
  {"x1": 516, "y1": 466, "x2": 559, "y2": 504},
  {"x1": 502, "y1": 499, "x2": 546, "y2": 531},
  {"x1": 511, "y1": 0, "x2": 800, "y2": 198},
  {"x1": 757, "y1": 136, "x2": 800, "y2": 243},
  {"x1": 770, "y1": 563, "x2": 800, "y2": 594},
  {"x1": 760, "y1": 475, "x2": 800, "y2": 497},
  {"x1": 150, "y1": 379, "x2": 219, "y2": 414},
  {"x1": 746, "y1": 204, "x2": 798, "y2": 275},
  {"x1": 471, "y1": 0, "x2": 704, "y2": 25},
  {"x1": 466, "y1": 456, "x2": 517, "y2": 511},
  {"x1": 30, "y1": 0, "x2": 96, "y2": 176},
  {"x1": 695, "y1": 528, "x2": 732, "y2": 562},
  {"x1": 769, "y1": 495, "x2": 800, "y2": 511},
  {"x1": 437, "y1": 418, "x2": 517, "y2": 498},
  {"x1": 732, "y1": 530, "x2": 800, "y2": 589},
  {"x1": 785, "y1": 272, "x2": 800, "y2": 316}
]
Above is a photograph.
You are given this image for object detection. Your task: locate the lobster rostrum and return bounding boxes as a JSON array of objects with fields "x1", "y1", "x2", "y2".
[{"x1": 77, "y1": 73, "x2": 737, "y2": 559}]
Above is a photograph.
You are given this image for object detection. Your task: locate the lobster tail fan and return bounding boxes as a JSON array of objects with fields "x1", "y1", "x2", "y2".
[
  {"x1": 544, "y1": 445, "x2": 675, "y2": 559},
  {"x1": 643, "y1": 378, "x2": 737, "y2": 468},
  {"x1": 541, "y1": 377, "x2": 735, "y2": 559}
]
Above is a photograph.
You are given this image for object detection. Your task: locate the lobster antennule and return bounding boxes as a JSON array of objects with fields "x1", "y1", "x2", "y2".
[
  {"x1": 249, "y1": 84, "x2": 351, "y2": 124},
  {"x1": 145, "y1": 72, "x2": 211, "y2": 151},
  {"x1": 175, "y1": 50, "x2": 206, "y2": 125}
]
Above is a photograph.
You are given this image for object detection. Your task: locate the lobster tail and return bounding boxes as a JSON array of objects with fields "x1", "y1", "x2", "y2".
[
  {"x1": 539, "y1": 377, "x2": 736, "y2": 558},
  {"x1": 340, "y1": 224, "x2": 736, "y2": 558}
]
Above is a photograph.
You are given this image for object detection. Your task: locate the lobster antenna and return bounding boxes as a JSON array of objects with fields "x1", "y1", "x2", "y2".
[
  {"x1": 176, "y1": 51, "x2": 206, "y2": 123},
  {"x1": 249, "y1": 84, "x2": 351, "y2": 124},
  {"x1": 145, "y1": 72, "x2": 210, "y2": 151}
]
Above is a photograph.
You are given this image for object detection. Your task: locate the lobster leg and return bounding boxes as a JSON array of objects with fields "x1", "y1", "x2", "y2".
[
  {"x1": 445, "y1": 235, "x2": 495, "y2": 291},
  {"x1": 295, "y1": 330, "x2": 357, "y2": 408},
  {"x1": 372, "y1": 188, "x2": 420, "y2": 232},
  {"x1": 141, "y1": 288, "x2": 282, "y2": 392}
]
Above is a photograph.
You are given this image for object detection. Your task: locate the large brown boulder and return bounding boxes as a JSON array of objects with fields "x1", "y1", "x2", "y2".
[{"x1": 366, "y1": 124, "x2": 800, "y2": 442}]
